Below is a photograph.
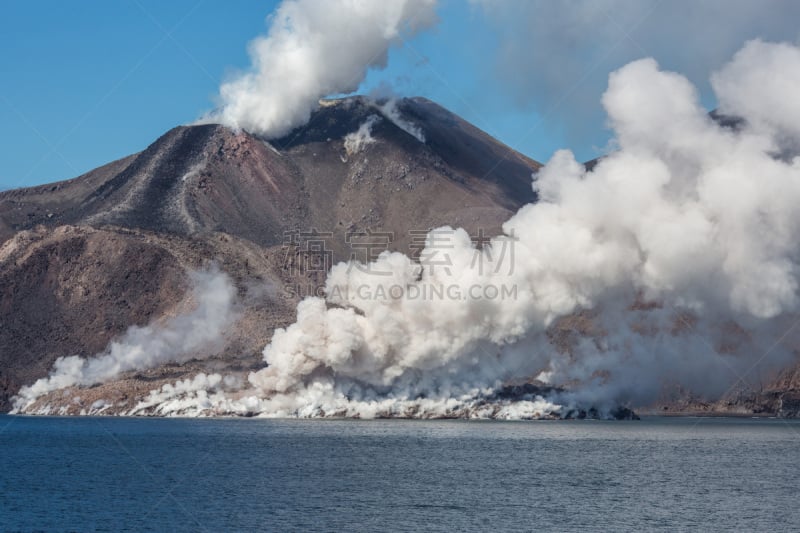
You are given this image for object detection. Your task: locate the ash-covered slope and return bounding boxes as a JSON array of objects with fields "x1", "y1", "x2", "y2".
[
  {"x1": 0, "y1": 97, "x2": 541, "y2": 412},
  {"x1": 0, "y1": 97, "x2": 538, "y2": 254}
]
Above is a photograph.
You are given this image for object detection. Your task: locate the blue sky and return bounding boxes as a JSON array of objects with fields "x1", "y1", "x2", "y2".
[
  {"x1": 1, "y1": 0, "x2": 798, "y2": 189},
  {"x1": 0, "y1": 0, "x2": 275, "y2": 189}
]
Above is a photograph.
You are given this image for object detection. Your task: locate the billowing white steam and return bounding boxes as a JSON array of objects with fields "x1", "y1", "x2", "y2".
[
  {"x1": 202, "y1": 0, "x2": 438, "y2": 138},
  {"x1": 246, "y1": 39, "x2": 800, "y2": 414},
  {"x1": 343, "y1": 99, "x2": 427, "y2": 156},
  {"x1": 12, "y1": 268, "x2": 237, "y2": 413},
  {"x1": 16, "y1": 40, "x2": 800, "y2": 419},
  {"x1": 711, "y1": 39, "x2": 800, "y2": 143},
  {"x1": 379, "y1": 99, "x2": 426, "y2": 142},
  {"x1": 472, "y1": 0, "x2": 800, "y2": 154},
  {"x1": 130, "y1": 373, "x2": 239, "y2": 417},
  {"x1": 344, "y1": 114, "x2": 381, "y2": 155}
]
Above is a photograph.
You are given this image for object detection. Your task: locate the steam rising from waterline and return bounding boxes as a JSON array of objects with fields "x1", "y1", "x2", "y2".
[
  {"x1": 12, "y1": 268, "x2": 237, "y2": 413},
  {"x1": 247, "y1": 39, "x2": 800, "y2": 414},
  {"x1": 15, "y1": 35, "x2": 800, "y2": 419}
]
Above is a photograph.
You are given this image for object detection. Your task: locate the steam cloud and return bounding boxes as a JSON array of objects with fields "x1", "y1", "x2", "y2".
[
  {"x1": 202, "y1": 0, "x2": 438, "y2": 138},
  {"x1": 243, "y1": 39, "x2": 800, "y2": 417},
  {"x1": 12, "y1": 267, "x2": 237, "y2": 413},
  {"x1": 15, "y1": 9, "x2": 800, "y2": 418},
  {"x1": 469, "y1": 0, "x2": 800, "y2": 159},
  {"x1": 344, "y1": 114, "x2": 381, "y2": 155},
  {"x1": 343, "y1": 98, "x2": 427, "y2": 157},
  {"x1": 379, "y1": 99, "x2": 426, "y2": 142}
]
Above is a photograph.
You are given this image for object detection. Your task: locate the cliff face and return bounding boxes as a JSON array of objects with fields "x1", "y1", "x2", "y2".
[{"x1": 0, "y1": 97, "x2": 541, "y2": 412}]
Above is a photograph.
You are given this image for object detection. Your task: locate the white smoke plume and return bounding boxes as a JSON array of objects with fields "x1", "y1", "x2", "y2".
[
  {"x1": 344, "y1": 114, "x2": 382, "y2": 155},
  {"x1": 129, "y1": 373, "x2": 240, "y2": 417},
  {"x1": 342, "y1": 99, "x2": 426, "y2": 156},
  {"x1": 12, "y1": 267, "x2": 238, "y2": 413},
  {"x1": 121, "y1": 371, "x2": 562, "y2": 419},
  {"x1": 469, "y1": 0, "x2": 800, "y2": 158},
  {"x1": 245, "y1": 40, "x2": 800, "y2": 416},
  {"x1": 379, "y1": 99, "x2": 426, "y2": 142},
  {"x1": 711, "y1": 40, "x2": 800, "y2": 145},
  {"x1": 202, "y1": 0, "x2": 438, "y2": 138}
]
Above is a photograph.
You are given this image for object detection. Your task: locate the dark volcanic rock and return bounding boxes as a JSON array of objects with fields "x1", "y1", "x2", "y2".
[
  {"x1": 562, "y1": 406, "x2": 640, "y2": 421},
  {"x1": 778, "y1": 392, "x2": 800, "y2": 418},
  {"x1": 493, "y1": 382, "x2": 557, "y2": 399},
  {"x1": 609, "y1": 407, "x2": 640, "y2": 420},
  {"x1": 493, "y1": 383, "x2": 639, "y2": 420}
]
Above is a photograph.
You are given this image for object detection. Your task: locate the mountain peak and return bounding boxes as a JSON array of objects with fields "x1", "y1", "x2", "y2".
[
  {"x1": 0, "y1": 97, "x2": 545, "y2": 411},
  {"x1": 1, "y1": 96, "x2": 541, "y2": 249}
]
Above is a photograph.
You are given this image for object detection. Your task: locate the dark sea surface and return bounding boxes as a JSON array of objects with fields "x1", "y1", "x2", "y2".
[{"x1": 1, "y1": 415, "x2": 798, "y2": 532}]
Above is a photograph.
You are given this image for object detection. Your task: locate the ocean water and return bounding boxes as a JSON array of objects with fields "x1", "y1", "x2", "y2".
[{"x1": 1, "y1": 415, "x2": 798, "y2": 532}]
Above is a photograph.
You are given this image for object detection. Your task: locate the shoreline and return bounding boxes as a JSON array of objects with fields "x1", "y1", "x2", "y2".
[{"x1": 1, "y1": 411, "x2": 794, "y2": 421}]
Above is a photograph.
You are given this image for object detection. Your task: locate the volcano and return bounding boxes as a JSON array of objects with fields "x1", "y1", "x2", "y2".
[
  {"x1": 0, "y1": 97, "x2": 542, "y2": 413},
  {"x1": 3, "y1": 96, "x2": 799, "y2": 417}
]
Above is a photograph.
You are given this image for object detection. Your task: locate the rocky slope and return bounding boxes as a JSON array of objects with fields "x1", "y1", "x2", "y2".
[{"x1": 0, "y1": 96, "x2": 541, "y2": 413}]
